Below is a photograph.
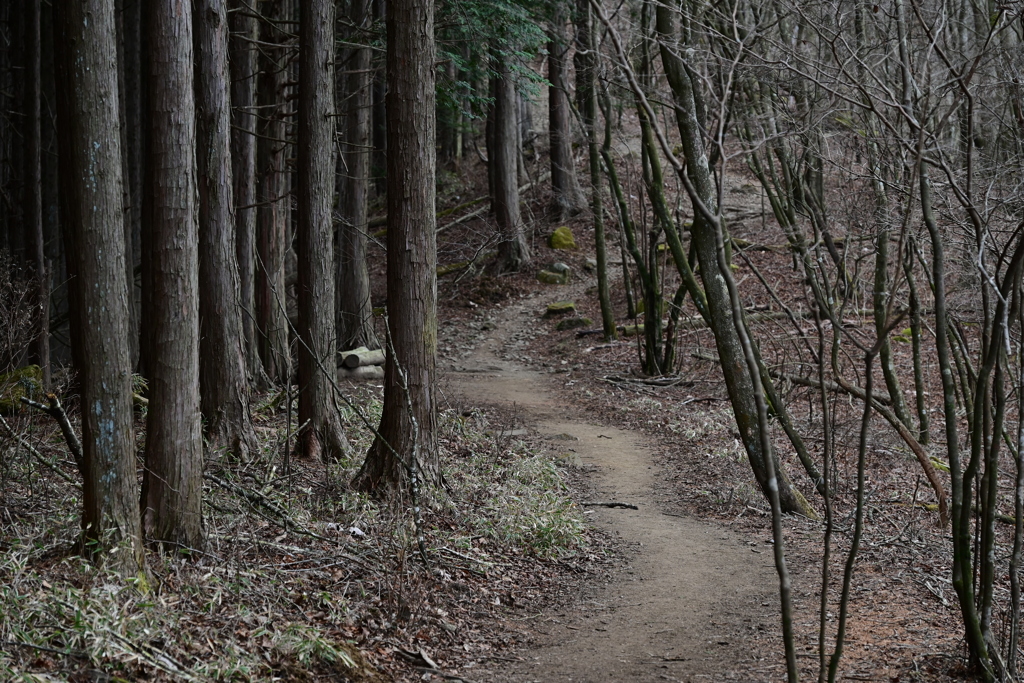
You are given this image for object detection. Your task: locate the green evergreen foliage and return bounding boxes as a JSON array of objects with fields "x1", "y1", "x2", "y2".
[{"x1": 436, "y1": 0, "x2": 549, "y2": 126}]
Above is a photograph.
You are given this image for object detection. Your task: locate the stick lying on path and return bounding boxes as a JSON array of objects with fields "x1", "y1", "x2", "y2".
[{"x1": 583, "y1": 501, "x2": 639, "y2": 510}]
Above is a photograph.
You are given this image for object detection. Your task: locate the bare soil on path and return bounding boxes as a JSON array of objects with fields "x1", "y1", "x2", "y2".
[{"x1": 448, "y1": 300, "x2": 781, "y2": 682}]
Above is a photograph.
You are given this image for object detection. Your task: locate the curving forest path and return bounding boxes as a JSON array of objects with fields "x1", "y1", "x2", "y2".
[{"x1": 448, "y1": 299, "x2": 781, "y2": 682}]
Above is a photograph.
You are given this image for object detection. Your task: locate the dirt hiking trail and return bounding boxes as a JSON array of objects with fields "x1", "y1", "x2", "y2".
[{"x1": 448, "y1": 298, "x2": 780, "y2": 682}]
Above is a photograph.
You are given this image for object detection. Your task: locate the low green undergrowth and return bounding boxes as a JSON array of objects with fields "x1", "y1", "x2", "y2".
[{"x1": 0, "y1": 386, "x2": 587, "y2": 681}]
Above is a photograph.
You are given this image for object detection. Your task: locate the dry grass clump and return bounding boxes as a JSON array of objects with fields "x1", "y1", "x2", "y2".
[{"x1": 0, "y1": 385, "x2": 589, "y2": 681}]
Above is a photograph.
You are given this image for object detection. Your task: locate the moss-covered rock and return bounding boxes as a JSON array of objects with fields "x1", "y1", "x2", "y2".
[
  {"x1": 0, "y1": 365, "x2": 43, "y2": 414},
  {"x1": 549, "y1": 261, "x2": 571, "y2": 274},
  {"x1": 545, "y1": 301, "x2": 576, "y2": 317},
  {"x1": 537, "y1": 269, "x2": 569, "y2": 285},
  {"x1": 548, "y1": 226, "x2": 576, "y2": 250},
  {"x1": 620, "y1": 324, "x2": 644, "y2": 337},
  {"x1": 556, "y1": 317, "x2": 593, "y2": 331}
]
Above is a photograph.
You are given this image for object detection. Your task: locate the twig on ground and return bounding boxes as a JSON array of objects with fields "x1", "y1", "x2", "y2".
[
  {"x1": 204, "y1": 471, "x2": 365, "y2": 553},
  {"x1": 582, "y1": 501, "x2": 638, "y2": 510},
  {"x1": 2, "y1": 639, "x2": 86, "y2": 658},
  {"x1": 413, "y1": 667, "x2": 484, "y2": 683},
  {"x1": 603, "y1": 375, "x2": 692, "y2": 388},
  {"x1": 0, "y1": 411, "x2": 78, "y2": 485},
  {"x1": 21, "y1": 394, "x2": 84, "y2": 470}
]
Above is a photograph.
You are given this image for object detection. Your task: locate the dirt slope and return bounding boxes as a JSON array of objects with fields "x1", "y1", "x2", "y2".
[{"x1": 450, "y1": 300, "x2": 781, "y2": 682}]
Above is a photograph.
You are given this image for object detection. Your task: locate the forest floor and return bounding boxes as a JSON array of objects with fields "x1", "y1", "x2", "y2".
[
  {"x1": 433, "y1": 252, "x2": 969, "y2": 682},
  {"x1": 448, "y1": 298, "x2": 780, "y2": 681},
  {"x1": 0, "y1": 153, "x2": 992, "y2": 682},
  {"x1": 424, "y1": 148, "x2": 979, "y2": 681}
]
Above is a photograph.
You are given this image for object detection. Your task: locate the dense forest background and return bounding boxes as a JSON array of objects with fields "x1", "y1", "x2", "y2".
[{"x1": 1, "y1": 0, "x2": 1024, "y2": 680}]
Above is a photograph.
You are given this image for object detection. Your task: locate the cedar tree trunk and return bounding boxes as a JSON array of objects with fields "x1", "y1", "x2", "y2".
[
  {"x1": 120, "y1": 0, "x2": 144, "y2": 369},
  {"x1": 25, "y1": 0, "x2": 49, "y2": 387},
  {"x1": 297, "y1": 0, "x2": 349, "y2": 461},
  {"x1": 336, "y1": 0, "x2": 376, "y2": 352},
  {"x1": 195, "y1": 0, "x2": 258, "y2": 460},
  {"x1": 547, "y1": 1, "x2": 583, "y2": 220},
  {"x1": 141, "y1": 0, "x2": 205, "y2": 550},
  {"x1": 255, "y1": 0, "x2": 292, "y2": 384},
  {"x1": 352, "y1": 0, "x2": 439, "y2": 492},
  {"x1": 491, "y1": 59, "x2": 529, "y2": 273},
  {"x1": 229, "y1": 0, "x2": 263, "y2": 385},
  {"x1": 53, "y1": 0, "x2": 144, "y2": 572}
]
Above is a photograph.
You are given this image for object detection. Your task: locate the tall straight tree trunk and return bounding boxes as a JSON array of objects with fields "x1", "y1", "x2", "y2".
[
  {"x1": 141, "y1": 0, "x2": 204, "y2": 551},
  {"x1": 370, "y1": 0, "x2": 386, "y2": 197},
  {"x1": 121, "y1": 0, "x2": 144, "y2": 369},
  {"x1": 53, "y1": 0, "x2": 144, "y2": 572},
  {"x1": 491, "y1": 59, "x2": 529, "y2": 273},
  {"x1": 6, "y1": 3, "x2": 27, "y2": 263},
  {"x1": 229, "y1": 0, "x2": 263, "y2": 386},
  {"x1": 547, "y1": 1, "x2": 583, "y2": 220},
  {"x1": 0, "y1": 3, "x2": 10, "y2": 256},
  {"x1": 297, "y1": 0, "x2": 349, "y2": 461},
  {"x1": 336, "y1": 0, "x2": 376, "y2": 352},
  {"x1": 437, "y1": 59, "x2": 458, "y2": 164},
  {"x1": 24, "y1": 0, "x2": 49, "y2": 388},
  {"x1": 40, "y1": 2, "x2": 60, "y2": 310},
  {"x1": 195, "y1": 0, "x2": 258, "y2": 461},
  {"x1": 575, "y1": 0, "x2": 616, "y2": 341},
  {"x1": 255, "y1": 0, "x2": 292, "y2": 384},
  {"x1": 353, "y1": 0, "x2": 439, "y2": 491}
]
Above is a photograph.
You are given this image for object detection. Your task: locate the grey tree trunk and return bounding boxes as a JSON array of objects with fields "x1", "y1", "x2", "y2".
[
  {"x1": 653, "y1": 2, "x2": 811, "y2": 516},
  {"x1": 492, "y1": 60, "x2": 529, "y2": 273},
  {"x1": 547, "y1": 1, "x2": 583, "y2": 220},
  {"x1": 194, "y1": 0, "x2": 259, "y2": 461},
  {"x1": 575, "y1": 0, "x2": 616, "y2": 341},
  {"x1": 229, "y1": 0, "x2": 263, "y2": 386},
  {"x1": 353, "y1": 0, "x2": 439, "y2": 492},
  {"x1": 336, "y1": 0, "x2": 377, "y2": 352},
  {"x1": 141, "y1": 0, "x2": 205, "y2": 551},
  {"x1": 53, "y1": 0, "x2": 144, "y2": 572},
  {"x1": 255, "y1": 0, "x2": 292, "y2": 385},
  {"x1": 297, "y1": 0, "x2": 349, "y2": 461}
]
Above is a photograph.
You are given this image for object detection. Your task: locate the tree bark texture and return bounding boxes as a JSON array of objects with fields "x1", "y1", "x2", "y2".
[
  {"x1": 575, "y1": 0, "x2": 616, "y2": 341},
  {"x1": 491, "y1": 60, "x2": 529, "y2": 273},
  {"x1": 53, "y1": 0, "x2": 144, "y2": 572},
  {"x1": 195, "y1": 0, "x2": 258, "y2": 461},
  {"x1": 25, "y1": 0, "x2": 49, "y2": 388},
  {"x1": 5, "y1": 3, "x2": 27, "y2": 262},
  {"x1": 229, "y1": 0, "x2": 263, "y2": 385},
  {"x1": 370, "y1": 0, "x2": 386, "y2": 197},
  {"x1": 0, "y1": 3, "x2": 10, "y2": 256},
  {"x1": 353, "y1": 0, "x2": 439, "y2": 492},
  {"x1": 336, "y1": 0, "x2": 377, "y2": 352},
  {"x1": 255, "y1": 0, "x2": 292, "y2": 384},
  {"x1": 141, "y1": 0, "x2": 205, "y2": 551},
  {"x1": 120, "y1": 0, "x2": 144, "y2": 369},
  {"x1": 653, "y1": 2, "x2": 810, "y2": 515},
  {"x1": 547, "y1": 1, "x2": 583, "y2": 220},
  {"x1": 297, "y1": 0, "x2": 349, "y2": 461}
]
